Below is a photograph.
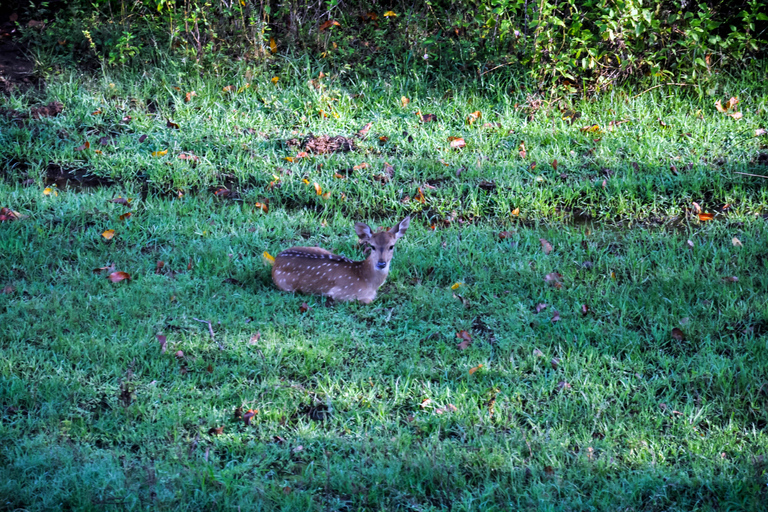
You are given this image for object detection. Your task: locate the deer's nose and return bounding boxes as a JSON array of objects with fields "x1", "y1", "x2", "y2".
[{"x1": 376, "y1": 261, "x2": 387, "y2": 270}]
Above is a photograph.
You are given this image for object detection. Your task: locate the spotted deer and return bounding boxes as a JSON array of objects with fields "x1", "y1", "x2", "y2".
[{"x1": 272, "y1": 217, "x2": 410, "y2": 304}]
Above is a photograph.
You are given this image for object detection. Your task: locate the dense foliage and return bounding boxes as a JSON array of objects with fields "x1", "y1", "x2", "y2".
[{"x1": 14, "y1": 0, "x2": 768, "y2": 91}]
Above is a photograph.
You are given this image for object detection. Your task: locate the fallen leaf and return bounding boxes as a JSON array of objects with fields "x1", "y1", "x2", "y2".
[
  {"x1": 671, "y1": 328, "x2": 686, "y2": 341},
  {"x1": 420, "y1": 113, "x2": 437, "y2": 123},
  {"x1": 687, "y1": 240, "x2": 694, "y2": 249},
  {"x1": 512, "y1": 207, "x2": 520, "y2": 216},
  {"x1": 178, "y1": 153, "x2": 200, "y2": 161},
  {"x1": 420, "y1": 398, "x2": 433, "y2": 408},
  {"x1": 243, "y1": 409, "x2": 258, "y2": 425},
  {"x1": 357, "y1": 122, "x2": 373, "y2": 138},
  {"x1": 581, "y1": 304, "x2": 589, "y2": 315},
  {"x1": 166, "y1": 120, "x2": 180, "y2": 129},
  {"x1": 545, "y1": 465, "x2": 555, "y2": 476},
  {"x1": 698, "y1": 213, "x2": 714, "y2": 221},
  {"x1": 107, "y1": 271, "x2": 131, "y2": 283},
  {"x1": 469, "y1": 364, "x2": 482, "y2": 375},
  {"x1": 451, "y1": 282, "x2": 462, "y2": 290},
  {"x1": 313, "y1": 182, "x2": 323, "y2": 195},
  {"x1": 319, "y1": 19, "x2": 340, "y2": 31},
  {"x1": 535, "y1": 303, "x2": 548, "y2": 313},
  {"x1": 581, "y1": 124, "x2": 602, "y2": 133},
  {"x1": 119, "y1": 212, "x2": 132, "y2": 221},
  {"x1": 109, "y1": 197, "x2": 131, "y2": 206},
  {"x1": 728, "y1": 111, "x2": 743, "y2": 120},
  {"x1": 446, "y1": 403, "x2": 457, "y2": 412},
  {"x1": 498, "y1": 231, "x2": 513, "y2": 239},
  {"x1": 457, "y1": 330, "x2": 473, "y2": 350},
  {"x1": 449, "y1": 137, "x2": 466, "y2": 149},
  {"x1": 756, "y1": 128, "x2": 766, "y2": 136},
  {"x1": 383, "y1": 11, "x2": 397, "y2": 17},
  {"x1": 74, "y1": 141, "x2": 90, "y2": 151},
  {"x1": 43, "y1": 187, "x2": 57, "y2": 196},
  {"x1": 101, "y1": 229, "x2": 115, "y2": 240},
  {"x1": 139, "y1": 134, "x2": 148, "y2": 143},
  {"x1": 533, "y1": 348, "x2": 544, "y2": 357},
  {"x1": 732, "y1": 237, "x2": 743, "y2": 247},
  {"x1": 254, "y1": 201, "x2": 269, "y2": 213},
  {"x1": 269, "y1": 37, "x2": 277, "y2": 53},
  {"x1": 518, "y1": 141, "x2": 526, "y2": 158},
  {"x1": 401, "y1": 96, "x2": 409, "y2": 107},
  {"x1": 208, "y1": 426, "x2": 224, "y2": 436},
  {"x1": 185, "y1": 91, "x2": 196, "y2": 102},
  {"x1": 691, "y1": 202, "x2": 702, "y2": 214},
  {"x1": 551, "y1": 358, "x2": 560, "y2": 369},
  {"x1": 223, "y1": 85, "x2": 235, "y2": 93},
  {"x1": 271, "y1": 76, "x2": 279, "y2": 84},
  {"x1": 556, "y1": 381, "x2": 571, "y2": 392},
  {"x1": 544, "y1": 272, "x2": 563, "y2": 288},
  {"x1": 353, "y1": 162, "x2": 369, "y2": 170},
  {"x1": 467, "y1": 111, "x2": 481, "y2": 125},
  {"x1": 415, "y1": 187, "x2": 426, "y2": 203},
  {"x1": 299, "y1": 302, "x2": 311, "y2": 313},
  {"x1": 540, "y1": 238, "x2": 553, "y2": 255},
  {"x1": 551, "y1": 310, "x2": 561, "y2": 322},
  {"x1": 152, "y1": 149, "x2": 168, "y2": 157},
  {"x1": 157, "y1": 334, "x2": 167, "y2": 352}
]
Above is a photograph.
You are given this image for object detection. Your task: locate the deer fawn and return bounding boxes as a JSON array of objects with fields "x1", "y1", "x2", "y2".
[{"x1": 272, "y1": 217, "x2": 410, "y2": 304}]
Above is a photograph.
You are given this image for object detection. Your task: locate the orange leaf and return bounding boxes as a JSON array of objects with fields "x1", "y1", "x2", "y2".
[
  {"x1": 449, "y1": 137, "x2": 466, "y2": 149},
  {"x1": 271, "y1": 76, "x2": 279, "y2": 84},
  {"x1": 353, "y1": 162, "x2": 369, "y2": 170},
  {"x1": 581, "y1": 124, "x2": 602, "y2": 133},
  {"x1": 512, "y1": 207, "x2": 520, "y2": 216},
  {"x1": 101, "y1": 229, "x2": 115, "y2": 240},
  {"x1": 119, "y1": 212, "x2": 132, "y2": 221},
  {"x1": 152, "y1": 149, "x2": 168, "y2": 157},
  {"x1": 255, "y1": 201, "x2": 269, "y2": 213},
  {"x1": 314, "y1": 182, "x2": 322, "y2": 195},
  {"x1": 319, "y1": 19, "x2": 340, "y2": 31},
  {"x1": 322, "y1": 191, "x2": 331, "y2": 200},
  {"x1": 269, "y1": 38, "x2": 277, "y2": 53},
  {"x1": 223, "y1": 85, "x2": 235, "y2": 93},
  {"x1": 414, "y1": 187, "x2": 426, "y2": 203},
  {"x1": 698, "y1": 213, "x2": 714, "y2": 221},
  {"x1": 451, "y1": 282, "x2": 462, "y2": 290},
  {"x1": 401, "y1": 96, "x2": 409, "y2": 107},
  {"x1": 467, "y1": 111, "x2": 481, "y2": 125},
  {"x1": 107, "y1": 271, "x2": 131, "y2": 283},
  {"x1": 185, "y1": 91, "x2": 196, "y2": 102},
  {"x1": 74, "y1": 141, "x2": 90, "y2": 151},
  {"x1": 469, "y1": 364, "x2": 482, "y2": 375}
]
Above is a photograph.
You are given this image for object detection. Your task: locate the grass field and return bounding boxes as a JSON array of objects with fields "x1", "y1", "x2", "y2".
[{"x1": 2, "y1": 65, "x2": 768, "y2": 510}]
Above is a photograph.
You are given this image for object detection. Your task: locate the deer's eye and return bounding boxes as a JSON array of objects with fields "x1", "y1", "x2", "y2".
[{"x1": 389, "y1": 245, "x2": 394, "y2": 250}]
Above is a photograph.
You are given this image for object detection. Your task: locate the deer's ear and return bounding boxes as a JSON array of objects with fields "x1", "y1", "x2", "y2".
[
  {"x1": 392, "y1": 216, "x2": 410, "y2": 240},
  {"x1": 355, "y1": 222, "x2": 373, "y2": 241}
]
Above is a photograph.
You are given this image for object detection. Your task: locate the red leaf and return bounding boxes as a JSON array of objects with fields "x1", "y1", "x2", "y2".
[
  {"x1": 107, "y1": 271, "x2": 131, "y2": 283},
  {"x1": 299, "y1": 302, "x2": 311, "y2": 313},
  {"x1": 457, "y1": 330, "x2": 473, "y2": 350}
]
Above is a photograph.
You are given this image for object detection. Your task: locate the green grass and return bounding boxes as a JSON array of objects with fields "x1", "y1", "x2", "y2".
[
  {"x1": 2, "y1": 66, "x2": 768, "y2": 222},
  {"x1": 2, "y1": 65, "x2": 768, "y2": 510}
]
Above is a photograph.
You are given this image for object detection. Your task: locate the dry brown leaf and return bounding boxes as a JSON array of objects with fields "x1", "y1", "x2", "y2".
[
  {"x1": 469, "y1": 364, "x2": 482, "y2": 375},
  {"x1": 107, "y1": 271, "x2": 130, "y2": 283},
  {"x1": 540, "y1": 238, "x2": 553, "y2": 255}
]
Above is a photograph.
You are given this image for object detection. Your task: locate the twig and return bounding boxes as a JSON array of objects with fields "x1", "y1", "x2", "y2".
[
  {"x1": 632, "y1": 83, "x2": 689, "y2": 99},
  {"x1": 193, "y1": 317, "x2": 225, "y2": 350},
  {"x1": 479, "y1": 62, "x2": 511, "y2": 77},
  {"x1": 735, "y1": 171, "x2": 768, "y2": 179}
]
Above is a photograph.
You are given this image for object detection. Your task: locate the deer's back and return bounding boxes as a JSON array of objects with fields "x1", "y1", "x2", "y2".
[{"x1": 272, "y1": 247, "x2": 365, "y2": 299}]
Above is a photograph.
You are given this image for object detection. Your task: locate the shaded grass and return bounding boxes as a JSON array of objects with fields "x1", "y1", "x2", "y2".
[{"x1": 1, "y1": 181, "x2": 768, "y2": 510}]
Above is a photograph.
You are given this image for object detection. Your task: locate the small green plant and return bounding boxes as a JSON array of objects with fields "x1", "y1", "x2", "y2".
[{"x1": 108, "y1": 31, "x2": 139, "y2": 67}]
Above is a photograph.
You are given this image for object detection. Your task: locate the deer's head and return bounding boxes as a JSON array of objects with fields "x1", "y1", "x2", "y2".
[{"x1": 355, "y1": 216, "x2": 410, "y2": 272}]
